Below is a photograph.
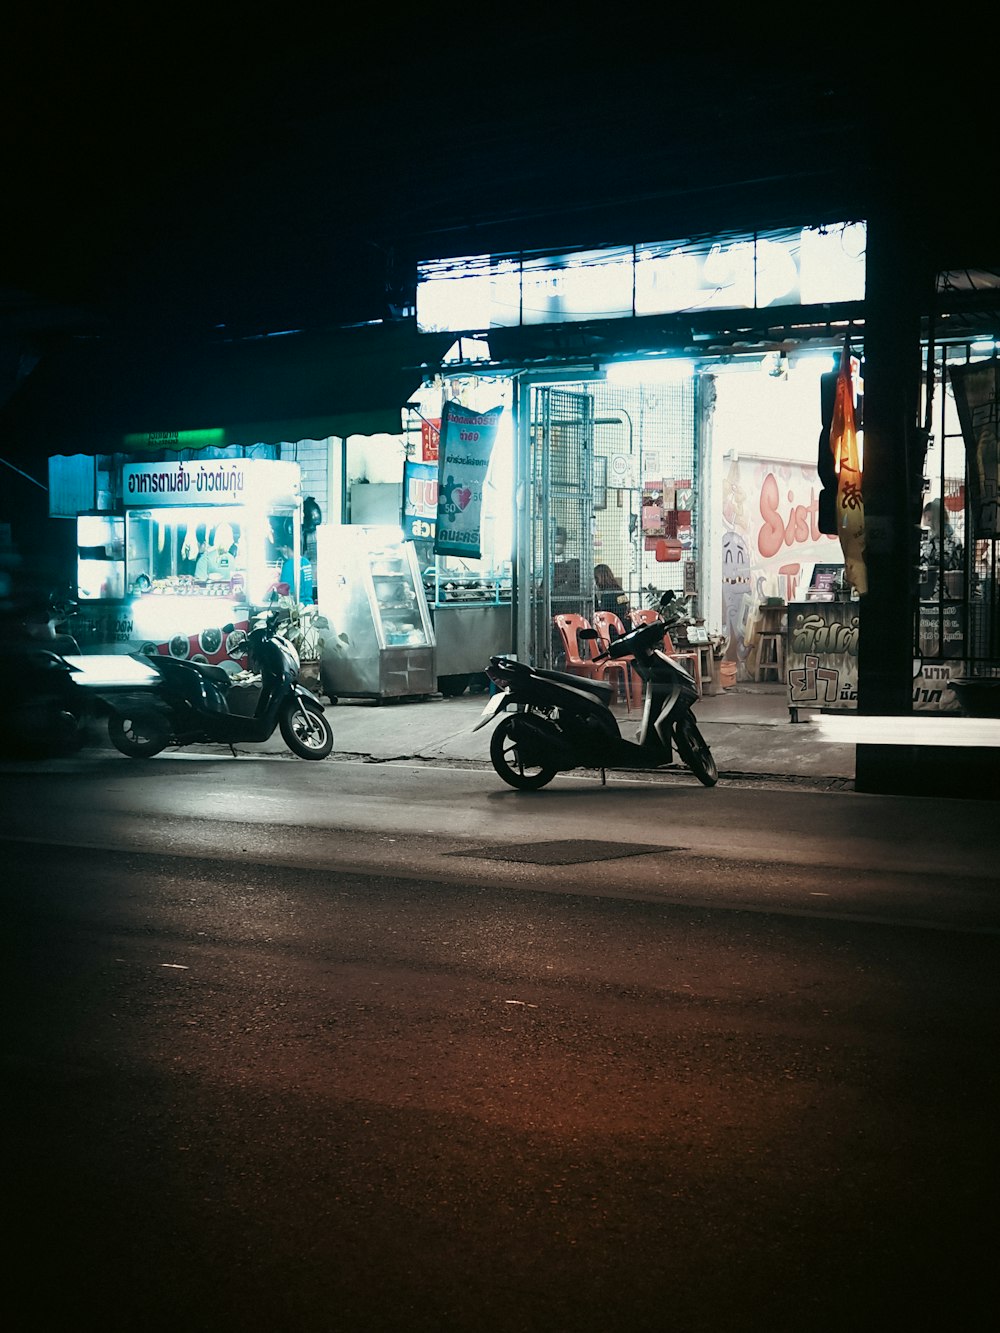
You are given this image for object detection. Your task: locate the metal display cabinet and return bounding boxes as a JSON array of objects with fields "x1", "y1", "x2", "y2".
[
  {"x1": 422, "y1": 565, "x2": 513, "y2": 694},
  {"x1": 316, "y1": 525, "x2": 436, "y2": 700}
]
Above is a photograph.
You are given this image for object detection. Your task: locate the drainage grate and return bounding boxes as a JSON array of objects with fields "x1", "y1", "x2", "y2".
[{"x1": 448, "y1": 839, "x2": 681, "y2": 866}]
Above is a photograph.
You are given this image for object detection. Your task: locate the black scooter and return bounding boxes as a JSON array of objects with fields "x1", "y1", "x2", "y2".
[
  {"x1": 474, "y1": 595, "x2": 718, "y2": 790},
  {"x1": 105, "y1": 608, "x2": 334, "y2": 760},
  {"x1": 0, "y1": 593, "x2": 98, "y2": 758}
]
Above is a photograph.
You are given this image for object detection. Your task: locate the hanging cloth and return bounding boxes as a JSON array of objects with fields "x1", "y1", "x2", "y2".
[{"x1": 830, "y1": 336, "x2": 868, "y2": 595}]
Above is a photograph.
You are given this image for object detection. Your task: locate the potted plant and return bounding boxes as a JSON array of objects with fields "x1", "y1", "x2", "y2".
[{"x1": 273, "y1": 599, "x2": 330, "y2": 693}]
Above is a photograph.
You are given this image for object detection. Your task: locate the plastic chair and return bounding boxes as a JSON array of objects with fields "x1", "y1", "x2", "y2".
[
  {"x1": 592, "y1": 611, "x2": 643, "y2": 711},
  {"x1": 553, "y1": 613, "x2": 635, "y2": 708},
  {"x1": 552, "y1": 614, "x2": 600, "y2": 680},
  {"x1": 627, "y1": 608, "x2": 702, "y2": 695}
]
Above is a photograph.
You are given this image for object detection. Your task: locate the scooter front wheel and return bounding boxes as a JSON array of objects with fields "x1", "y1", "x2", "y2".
[
  {"x1": 108, "y1": 710, "x2": 171, "y2": 758},
  {"x1": 674, "y1": 713, "x2": 719, "y2": 787},
  {"x1": 279, "y1": 697, "x2": 334, "y2": 760},
  {"x1": 489, "y1": 715, "x2": 558, "y2": 791}
]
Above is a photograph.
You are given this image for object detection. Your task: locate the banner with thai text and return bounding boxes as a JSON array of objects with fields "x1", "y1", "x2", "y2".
[
  {"x1": 786, "y1": 602, "x2": 859, "y2": 712},
  {"x1": 402, "y1": 460, "x2": 438, "y2": 543},
  {"x1": 434, "y1": 401, "x2": 503, "y2": 558}
]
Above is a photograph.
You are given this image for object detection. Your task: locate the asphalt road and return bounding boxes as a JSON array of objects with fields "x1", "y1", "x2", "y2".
[{"x1": 3, "y1": 755, "x2": 998, "y2": 1333}]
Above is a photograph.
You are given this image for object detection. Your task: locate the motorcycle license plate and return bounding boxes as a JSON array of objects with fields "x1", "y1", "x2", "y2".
[{"x1": 472, "y1": 691, "x2": 507, "y2": 732}]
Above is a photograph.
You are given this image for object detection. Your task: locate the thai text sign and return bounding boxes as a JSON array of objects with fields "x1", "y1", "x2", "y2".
[
  {"x1": 122, "y1": 460, "x2": 299, "y2": 507},
  {"x1": 434, "y1": 402, "x2": 503, "y2": 559},
  {"x1": 403, "y1": 461, "x2": 438, "y2": 541},
  {"x1": 786, "y1": 603, "x2": 859, "y2": 711}
]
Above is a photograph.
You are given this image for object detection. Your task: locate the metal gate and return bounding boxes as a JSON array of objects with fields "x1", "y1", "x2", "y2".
[{"x1": 529, "y1": 387, "x2": 594, "y2": 668}]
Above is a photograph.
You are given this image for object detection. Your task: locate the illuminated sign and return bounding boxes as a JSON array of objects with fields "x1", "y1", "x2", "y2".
[
  {"x1": 416, "y1": 223, "x2": 867, "y2": 333},
  {"x1": 122, "y1": 459, "x2": 301, "y2": 507},
  {"x1": 121, "y1": 428, "x2": 227, "y2": 451}
]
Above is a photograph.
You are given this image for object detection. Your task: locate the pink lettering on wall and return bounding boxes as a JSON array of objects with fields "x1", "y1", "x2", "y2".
[{"x1": 757, "y1": 471, "x2": 834, "y2": 560}]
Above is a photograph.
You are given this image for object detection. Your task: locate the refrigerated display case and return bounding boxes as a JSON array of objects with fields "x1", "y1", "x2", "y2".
[{"x1": 316, "y1": 525, "x2": 436, "y2": 700}]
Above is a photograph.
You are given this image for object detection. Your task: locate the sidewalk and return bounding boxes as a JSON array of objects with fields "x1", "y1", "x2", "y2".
[{"x1": 314, "y1": 682, "x2": 856, "y2": 787}]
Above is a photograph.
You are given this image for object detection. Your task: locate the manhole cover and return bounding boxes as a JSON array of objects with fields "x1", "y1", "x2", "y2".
[{"x1": 448, "y1": 839, "x2": 681, "y2": 866}]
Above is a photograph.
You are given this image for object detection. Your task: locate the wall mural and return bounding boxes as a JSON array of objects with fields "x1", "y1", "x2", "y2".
[{"x1": 720, "y1": 456, "x2": 841, "y2": 674}]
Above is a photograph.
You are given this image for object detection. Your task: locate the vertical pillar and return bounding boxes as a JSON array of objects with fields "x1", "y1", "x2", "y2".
[{"x1": 855, "y1": 205, "x2": 931, "y2": 790}]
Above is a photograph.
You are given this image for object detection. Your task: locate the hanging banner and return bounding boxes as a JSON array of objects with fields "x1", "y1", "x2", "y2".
[
  {"x1": 950, "y1": 360, "x2": 999, "y2": 538},
  {"x1": 433, "y1": 401, "x2": 503, "y2": 558},
  {"x1": 421, "y1": 417, "x2": 441, "y2": 463},
  {"x1": 402, "y1": 460, "x2": 438, "y2": 542},
  {"x1": 830, "y1": 337, "x2": 868, "y2": 595}
]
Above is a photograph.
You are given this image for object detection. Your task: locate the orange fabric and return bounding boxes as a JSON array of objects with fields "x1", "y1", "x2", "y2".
[{"x1": 830, "y1": 338, "x2": 868, "y2": 595}]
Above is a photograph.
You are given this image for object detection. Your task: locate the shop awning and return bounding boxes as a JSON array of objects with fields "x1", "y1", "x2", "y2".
[{"x1": 2, "y1": 322, "x2": 451, "y2": 456}]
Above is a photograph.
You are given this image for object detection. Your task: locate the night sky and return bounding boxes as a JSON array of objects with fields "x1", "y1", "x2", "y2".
[{"x1": 5, "y1": 20, "x2": 918, "y2": 340}]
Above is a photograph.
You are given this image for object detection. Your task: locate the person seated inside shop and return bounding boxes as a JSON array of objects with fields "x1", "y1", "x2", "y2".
[
  {"x1": 276, "y1": 541, "x2": 314, "y2": 604},
  {"x1": 594, "y1": 563, "x2": 629, "y2": 615},
  {"x1": 194, "y1": 524, "x2": 236, "y2": 580}
]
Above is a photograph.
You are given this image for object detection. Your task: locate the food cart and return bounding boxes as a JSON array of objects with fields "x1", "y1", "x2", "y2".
[{"x1": 73, "y1": 458, "x2": 303, "y2": 665}]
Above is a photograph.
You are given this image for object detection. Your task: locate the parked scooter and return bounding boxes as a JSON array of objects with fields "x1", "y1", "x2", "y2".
[
  {"x1": 0, "y1": 591, "x2": 97, "y2": 758},
  {"x1": 104, "y1": 607, "x2": 334, "y2": 760},
  {"x1": 474, "y1": 593, "x2": 718, "y2": 789},
  {"x1": 18, "y1": 589, "x2": 82, "y2": 655}
]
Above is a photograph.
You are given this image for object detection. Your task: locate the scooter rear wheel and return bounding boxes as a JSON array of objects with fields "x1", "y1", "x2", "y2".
[
  {"x1": 674, "y1": 713, "x2": 719, "y2": 787},
  {"x1": 108, "y1": 710, "x2": 171, "y2": 758},
  {"x1": 490, "y1": 715, "x2": 558, "y2": 790},
  {"x1": 279, "y1": 697, "x2": 334, "y2": 760}
]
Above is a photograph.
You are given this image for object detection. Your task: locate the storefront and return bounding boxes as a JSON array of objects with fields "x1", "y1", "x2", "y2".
[
  {"x1": 413, "y1": 224, "x2": 869, "y2": 685},
  {"x1": 411, "y1": 224, "x2": 999, "y2": 715},
  {"x1": 15, "y1": 322, "x2": 450, "y2": 671},
  {"x1": 11, "y1": 236, "x2": 994, "y2": 716},
  {"x1": 72, "y1": 458, "x2": 303, "y2": 664}
]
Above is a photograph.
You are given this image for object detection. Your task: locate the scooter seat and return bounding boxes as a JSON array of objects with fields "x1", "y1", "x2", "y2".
[
  {"x1": 532, "y1": 666, "x2": 616, "y2": 703},
  {"x1": 187, "y1": 660, "x2": 232, "y2": 689}
]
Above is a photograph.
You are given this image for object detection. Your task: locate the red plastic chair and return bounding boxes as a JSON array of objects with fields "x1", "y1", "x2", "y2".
[
  {"x1": 627, "y1": 608, "x2": 702, "y2": 695},
  {"x1": 592, "y1": 611, "x2": 643, "y2": 711},
  {"x1": 553, "y1": 613, "x2": 634, "y2": 708},
  {"x1": 552, "y1": 614, "x2": 600, "y2": 680}
]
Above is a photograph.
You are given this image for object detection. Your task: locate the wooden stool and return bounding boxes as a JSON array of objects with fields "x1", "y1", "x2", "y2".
[{"x1": 756, "y1": 631, "x2": 785, "y2": 683}]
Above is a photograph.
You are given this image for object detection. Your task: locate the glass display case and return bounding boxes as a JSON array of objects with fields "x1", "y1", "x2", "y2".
[
  {"x1": 76, "y1": 513, "x2": 125, "y2": 602},
  {"x1": 316, "y1": 525, "x2": 436, "y2": 700}
]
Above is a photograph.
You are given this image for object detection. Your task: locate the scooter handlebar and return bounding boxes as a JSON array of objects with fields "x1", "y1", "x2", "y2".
[{"x1": 601, "y1": 620, "x2": 668, "y2": 660}]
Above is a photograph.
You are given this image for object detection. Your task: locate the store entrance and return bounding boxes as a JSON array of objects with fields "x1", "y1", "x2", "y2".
[{"x1": 529, "y1": 387, "x2": 595, "y2": 668}]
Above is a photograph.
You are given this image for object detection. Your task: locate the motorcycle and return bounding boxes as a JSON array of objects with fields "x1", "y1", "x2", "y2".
[
  {"x1": 104, "y1": 607, "x2": 334, "y2": 760},
  {"x1": 474, "y1": 593, "x2": 718, "y2": 790},
  {"x1": 0, "y1": 592, "x2": 98, "y2": 758}
]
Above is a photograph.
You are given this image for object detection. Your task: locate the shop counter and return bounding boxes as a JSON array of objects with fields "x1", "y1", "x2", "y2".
[{"x1": 431, "y1": 602, "x2": 512, "y2": 679}]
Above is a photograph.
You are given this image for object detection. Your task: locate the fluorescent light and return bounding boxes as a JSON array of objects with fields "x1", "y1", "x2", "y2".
[{"x1": 604, "y1": 358, "x2": 694, "y2": 386}]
